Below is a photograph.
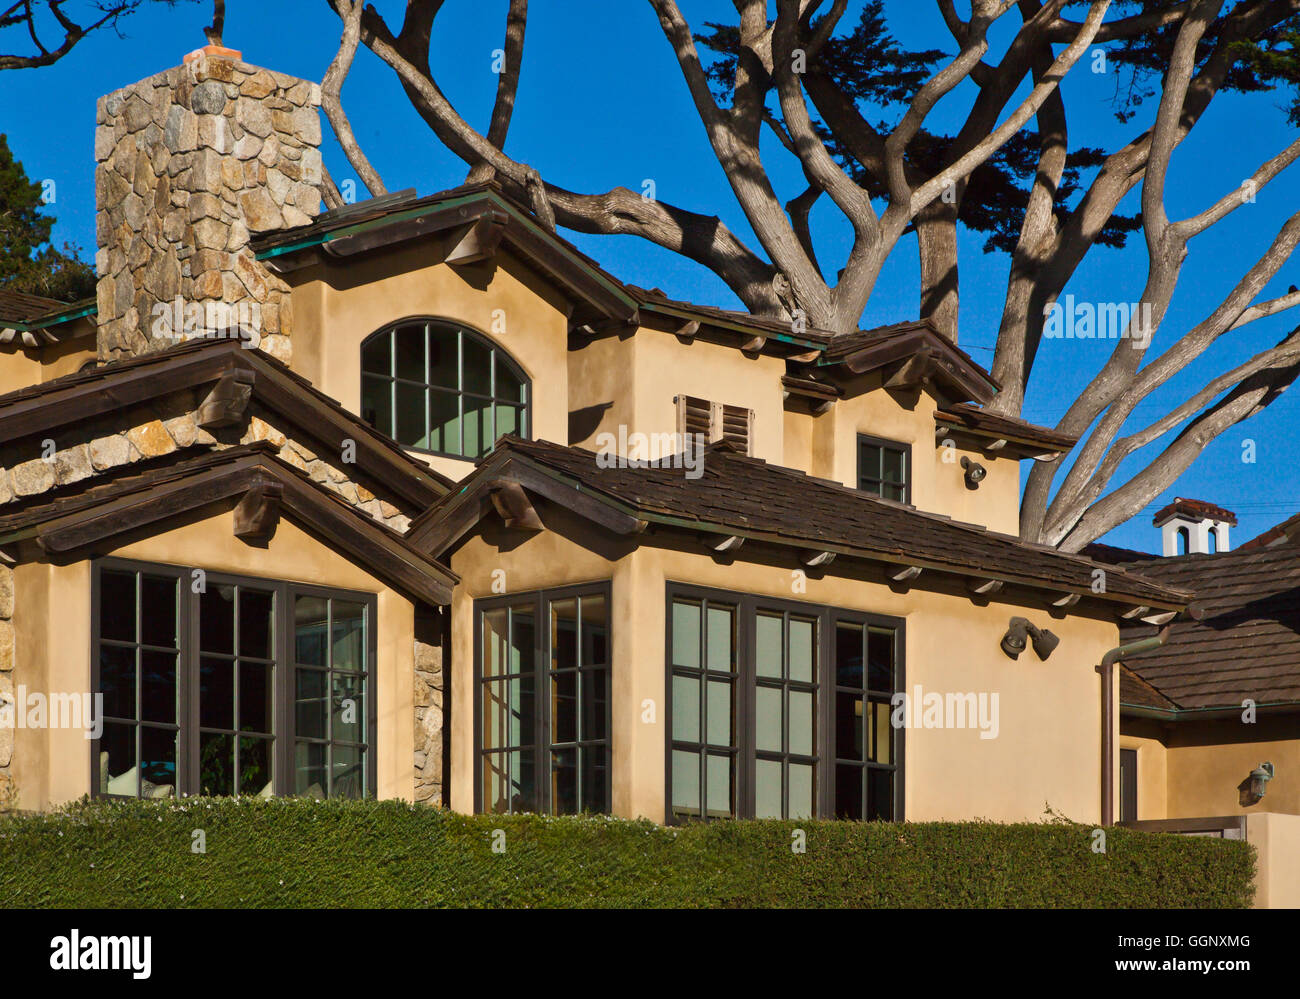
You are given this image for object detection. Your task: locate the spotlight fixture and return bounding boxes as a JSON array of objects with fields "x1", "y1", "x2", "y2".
[
  {"x1": 1000, "y1": 617, "x2": 1059, "y2": 661},
  {"x1": 961, "y1": 456, "x2": 987, "y2": 489},
  {"x1": 1248, "y1": 762, "x2": 1275, "y2": 802}
]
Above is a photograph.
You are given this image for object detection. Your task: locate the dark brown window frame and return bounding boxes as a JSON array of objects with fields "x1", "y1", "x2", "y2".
[
  {"x1": 664, "y1": 582, "x2": 906, "y2": 824},
  {"x1": 360, "y1": 316, "x2": 531, "y2": 462},
  {"x1": 472, "y1": 581, "x2": 613, "y2": 816},
  {"x1": 90, "y1": 557, "x2": 379, "y2": 800},
  {"x1": 856, "y1": 433, "x2": 911, "y2": 504}
]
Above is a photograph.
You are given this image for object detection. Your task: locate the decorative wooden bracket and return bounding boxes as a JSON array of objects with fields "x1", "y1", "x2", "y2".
[
  {"x1": 882, "y1": 349, "x2": 935, "y2": 391},
  {"x1": 1118, "y1": 605, "x2": 1150, "y2": 620},
  {"x1": 233, "y1": 478, "x2": 283, "y2": 545},
  {"x1": 488, "y1": 479, "x2": 544, "y2": 531},
  {"x1": 1051, "y1": 592, "x2": 1082, "y2": 609},
  {"x1": 196, "y1": 369, "x2": 255, "y2": 429},
  {"x1": 740, "y1": 334, "x2": 767, "y2": 355},
  {"x1": 799, "y1": 550, "x2": 836, "y2": 568},
  {"x1": 890, "y1": 565, "x2": 923, "y2": 583},
  {"x1": 445, "y1": 211, "x2": 509, "y2": 266},
  {"x1": 1140, "y1": 610, "x2": 1178, "y2": 626},
  {"x1": 967, "y1": 578, "x2": 1004, "y2": 595}
]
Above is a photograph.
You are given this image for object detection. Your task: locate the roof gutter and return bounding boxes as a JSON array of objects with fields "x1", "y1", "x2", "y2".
[{"x1": 1097, "y1": 627, "x2": 1171, "y2": 826}]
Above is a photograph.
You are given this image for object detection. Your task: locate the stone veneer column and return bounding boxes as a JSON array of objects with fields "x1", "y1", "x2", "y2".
[{"x1": 94, "y1": 52, "x2": 323, "y2": 364}]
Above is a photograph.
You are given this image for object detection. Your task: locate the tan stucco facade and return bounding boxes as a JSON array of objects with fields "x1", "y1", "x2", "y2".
[
  {"x1": 9, "y1": 510, "x2": 418, "y2": 811},
  {"x1": 447, "y1": 505, "x2": 1122, "y2": 825},
  {"x1": 1121, "y1": 714, "x2": 1299, "y2": 818}
]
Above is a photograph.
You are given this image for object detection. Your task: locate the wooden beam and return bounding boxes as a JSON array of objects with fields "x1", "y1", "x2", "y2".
[
  {"x1": 1140, "y1": 610, "x2": 1178, "y2": 626},
  {"x1": 1051, "y1": 592, "x2": 1082, "y2": 609},
  {"x1": 882, "y1": 350, "x2": 934, "y2": 390},
  {"x1": 890, "y1": 565, "x2": 922, "y2": 582},
  {"x1": 787, "y1": 348, "x2": 821, "y2": 363},
  {"x1": 444, "y1": 213, "x2": 508, "y2": 265},
  {"x1": 739, "y1": 335, "x2": 767, "y2": 354},
  {"x1": 967, "y1": 578, "x2": 1004, "y2": 595},
  {"x1": 1118, "y1": 605, "x2": 1150, "y2": 620},
  {"x1": 674, "y1": 320, "x2": 700, "y2": 344},
  {"x1": 799, "y1": 550, "x2": 836, "y2": 567},
  {"x1": 195, "y1": 369, "x2": 255, "y2": 429},
  {"x1": 702, "y1": 533, "x2": 745, "y2": 553},
  {"x1": 233, "y1": 478, "x2": 283, "y2": 544}
]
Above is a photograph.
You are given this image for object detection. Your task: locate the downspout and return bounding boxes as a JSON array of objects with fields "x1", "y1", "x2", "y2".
[{"x1": 1096, "y1": 625, "x2": 1171, "y2": 826}]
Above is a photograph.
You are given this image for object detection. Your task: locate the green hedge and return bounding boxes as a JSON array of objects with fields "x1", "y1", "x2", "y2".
[{"x1": 0, "y1": 798, "x2": 1256, "y2": 908}]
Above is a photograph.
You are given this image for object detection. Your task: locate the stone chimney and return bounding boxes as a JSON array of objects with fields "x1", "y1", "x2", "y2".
[
  {"x1": 1153, "y1": 497, "x2": 1237, "y2": 556},
  {"x1": 94, "y1": 48, "x2": 323, "y2": 364}
]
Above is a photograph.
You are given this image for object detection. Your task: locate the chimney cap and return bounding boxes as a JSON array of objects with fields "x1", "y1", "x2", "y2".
[{"x1": 1152, "y1": 496, "x2": 1238, "y2": 528}]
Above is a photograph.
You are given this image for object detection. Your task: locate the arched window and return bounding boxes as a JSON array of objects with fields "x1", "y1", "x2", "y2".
[
  {"x1": 361, "y1": 319, "x2": 529, "y2": 460},
  {"x1": 1176, "y1": 526, "x2": 1190, "y2": 555},
  {"x1": 1208, "y1": 526, "x2": 1219, "y2": 553}
]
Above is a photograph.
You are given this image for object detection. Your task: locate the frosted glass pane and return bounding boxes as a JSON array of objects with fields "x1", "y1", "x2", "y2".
[
  {"x1": 672, "y1": 750, "x2": 700, "y2": 812},
  {"x1": 790, "y1": 690, "x2": 814, "y2": 756},
  {"x1": 671, "y1": 675, "x2": 699, "y2": 742},
  {"x1": 789, "y1": 618, "x2": 814, "y2": 682},
  {"x1": 706, "y1": 680, "x2": 732, "y2": 747},
  {"x1": 671, "y1": 602, "x2": 700, "y2": 669},
  {"x1": 755, "y1": 685, "x2": 782, "y2": 753},
  {"x1": 756, "y1": 613, "x2": 782, "y2": 677},
  {"x1": 755, "y1": 759, "x2": 782, "y2": 818},
  {"x1": 707, "y1": 606, "x2": 734, "y2": 672},
  {"x1": 706, "y1": 754, "x2": 732, "y2": 816},
  {"x1": 789, "y1": 764, "x2": 814, "y2": 819}
]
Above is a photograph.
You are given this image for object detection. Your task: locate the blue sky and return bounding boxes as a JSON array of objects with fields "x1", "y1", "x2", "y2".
[{"x1": 2, "y1": 0, "x2": 1297, "y2": 552}]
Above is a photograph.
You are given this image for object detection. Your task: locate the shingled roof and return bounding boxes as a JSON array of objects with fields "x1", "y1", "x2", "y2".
[
  {"x1": 1117, "y1": 545, "x2": 1300, "y2": 712},
  {"x1": 0, "y1": 290, "x2": 96, "y2": 345},
  {"x1": 409, "y1": 436, "x2": 1188, "y2": 610}
]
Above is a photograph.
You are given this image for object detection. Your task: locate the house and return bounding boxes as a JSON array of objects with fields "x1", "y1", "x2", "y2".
[{"x1": 0, "y1": 45, "x2": 1293, "y2": 901}]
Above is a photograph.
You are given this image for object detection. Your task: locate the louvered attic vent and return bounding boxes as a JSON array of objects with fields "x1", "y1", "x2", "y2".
[{"x1": 675, "y1": 395, "x2": 755, "y2": 455}]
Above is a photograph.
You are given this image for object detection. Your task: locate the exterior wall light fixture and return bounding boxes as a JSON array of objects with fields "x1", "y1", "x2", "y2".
[
  {"x1": 1248, "y1": 762, "x2": 1275, "y2": 802},
  {"x1": 1000, "y1": 617, "x2": 1060, "y2": 661},
  {"x1": 960, "y1": 456, "x2": 987, "y2": 489}
]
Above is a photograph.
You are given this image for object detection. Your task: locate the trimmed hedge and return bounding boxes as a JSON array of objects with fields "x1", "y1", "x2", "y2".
[{"x1": 0, "y1": 798, "x2": 1255, "y2": 908}]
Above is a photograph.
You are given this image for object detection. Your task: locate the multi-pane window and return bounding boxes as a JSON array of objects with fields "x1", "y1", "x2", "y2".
[
  {"x1": 361, "y1": 320, "x2": 529, "y2": 460},
  {"x1": 98, "y1": 567, "x2": 183, "y2": 798},
  {"x1": 857, "y1": 436, "x2": 909, "y2": 502},
  {"x1": 197, "y1": 582, "x2": 276, "y2": 796},
  {"x1": 94, "y1": 561, "x2": 375, "y2": 800},
  {"x1": 292, "y1": 595, "x2": 371, "y2": 799},
  {"x1": 476, "y1": 585, "x2": 610, "y2": 815},
  {"x1": 753, "y1": 609, "x2": 818, "y2": 819},
  {"x1": 669, "y1": 596, "x2": 738, "y2": 819},
  {"x1": 666, "y1": 586, "x2": 902, "y2": 822},
  {"x1": 832, "y1": 620, "x2": 899, "y2": 820}
]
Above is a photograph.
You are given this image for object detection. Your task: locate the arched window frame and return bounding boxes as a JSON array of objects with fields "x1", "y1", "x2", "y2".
[
  {"x1": 360, "y1": 317, "x2": 530, "y2": 461},
  {"x1": 1176, "y1": 526, "x2": 1190, "y2": 556}
]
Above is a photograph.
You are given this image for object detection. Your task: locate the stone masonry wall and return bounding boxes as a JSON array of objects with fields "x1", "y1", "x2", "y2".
[{"x1": 95, "y1": 54, "x2": 323, "y2": 364}]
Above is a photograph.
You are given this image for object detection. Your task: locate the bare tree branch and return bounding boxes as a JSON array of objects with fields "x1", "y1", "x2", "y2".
[
  {"x1": 321, "y1": 0, "x2": 386, "y2": 198},
  {"x1": 0, "y1": 0, "x2": 138, "y2": 71}
]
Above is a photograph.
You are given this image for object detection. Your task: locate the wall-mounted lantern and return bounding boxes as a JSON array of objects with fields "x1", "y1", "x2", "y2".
[{"x1": 1248, "y1": 762, "x2": 1275, "y2": 802}]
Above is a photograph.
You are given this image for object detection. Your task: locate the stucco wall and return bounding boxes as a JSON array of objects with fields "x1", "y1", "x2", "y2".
[
  {"x1": 447, "y1": 506, "x2": 1122, "y2": 825},
  {"x1": 1119, "y1": 714, "x2": 1299, "y2": 819},
  {"x1": 826, "y1": 373, "x2": 1023, "y2": 535},
  {"x1": 10, "y1": 510, "x2": 417, "y2": 811},
  {"x1": 289, "y1": 244, "x2": 572, "y2": 484},
  {"x1": 1246, "y1": 811, "x2": 1300, "y2": 908}
]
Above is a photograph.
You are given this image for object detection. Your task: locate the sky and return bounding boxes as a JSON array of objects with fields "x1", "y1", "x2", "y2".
[{"x1": 1, "y1": 0, "x2": 1298, "y2": 553}]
